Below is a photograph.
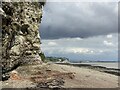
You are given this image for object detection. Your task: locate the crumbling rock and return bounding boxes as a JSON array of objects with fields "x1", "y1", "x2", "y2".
[
  {"x1": 30, "y1": 69, "x2": 75, "y2": 89},
  {"x1": 1, "y1": 1, "x2": 45, "y2": 80}
]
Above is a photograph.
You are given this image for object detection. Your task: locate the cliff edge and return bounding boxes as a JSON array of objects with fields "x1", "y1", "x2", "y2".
[{"x1": 1, "y1": 1, "x2": 45, "y2": 80}]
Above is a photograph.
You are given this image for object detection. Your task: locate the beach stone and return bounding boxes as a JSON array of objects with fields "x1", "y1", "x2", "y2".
[
  {"x1": 10, "y1": 70, "x2": 21, "y2": 80},
  {"x1": 2, "y1": 73, "x2": 10, "y2": 81},
  {"x1": 1, "y1": 0, "x2": 45, "y2": 79}
]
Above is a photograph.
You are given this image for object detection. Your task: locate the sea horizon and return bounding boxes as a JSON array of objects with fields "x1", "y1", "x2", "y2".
[{"x1": 70, "y1": 61, "x2": 119, "y2": 69}]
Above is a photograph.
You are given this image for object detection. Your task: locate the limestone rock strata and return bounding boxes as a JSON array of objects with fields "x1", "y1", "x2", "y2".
[{"x1": 1, "y1": 1, "x2": 45, "y2": 75}]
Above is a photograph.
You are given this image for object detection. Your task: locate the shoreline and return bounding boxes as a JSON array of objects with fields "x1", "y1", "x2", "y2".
[
  {"x1": 55, "y1": 62, "x2": 120, "y2": 76},
  {"x1": 1, "y1": 63, "x2": 119, "y2": 88},
  {"x1": 49, "y1": 63, "x2": 119, "y2": 88}
]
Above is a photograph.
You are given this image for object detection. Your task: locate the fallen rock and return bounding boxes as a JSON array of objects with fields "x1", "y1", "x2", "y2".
[
  {"x1": 2, "y1": 73, "x2": 10, "y2": 81},
  {"x1": 30, "y1": 68, "x2": 75, "y2": 88},
  {"x1": 9, "y1": 70, "x2": 21, "y2": 80}
]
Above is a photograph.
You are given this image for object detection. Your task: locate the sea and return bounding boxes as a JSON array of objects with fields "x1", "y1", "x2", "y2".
[{"x1": 71, "y1": 62, "x2": 119, "y2": 69}]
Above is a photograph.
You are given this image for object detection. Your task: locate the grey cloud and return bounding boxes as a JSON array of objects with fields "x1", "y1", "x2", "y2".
[
  {"x1": 118, "y1": 3, "x2": 120, "y2": 58},
  {"x1": 41, "y1": 34, "x2": 118, "y2": 61},
  {"x1": 40, "y1": 2, "x2": 118, "y2": 39},
  {"x1": 47, "y1": 51, "x2": 118, "y2": 61}
]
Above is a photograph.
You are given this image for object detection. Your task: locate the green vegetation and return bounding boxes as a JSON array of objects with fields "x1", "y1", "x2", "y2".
[
  {"x1": 39, "y1": 52, "x2": 45, "y2": 62},
  {"x1": 39, "y1": 52, "x2": 69, "y2": 63},
  {"x1": 45, "y1": 57, "x2": 69, "y2": 62}
]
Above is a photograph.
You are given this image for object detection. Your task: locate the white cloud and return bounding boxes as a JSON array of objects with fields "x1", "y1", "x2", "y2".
[
  {"x1": 107, "y1": 34, "x2": 113, "y2": 38},
  {"x1": 90, "y1": 50, "x2": 94, "y2": 53},
  {"x1": 99, "y1": 50, "x2": 103, "y2": 53},
  {"x1": 65, "y1": 48, "x2": 89, "y2": 54},
  {"x1": 103, "y1": 40, "x2": 114, "y2": 46},
  {"x1": 48, "y1": 42, "x2": 57, "y2": 46},
  {"x1": 74, "y1": 37, "x2": 83, "y2": 40},
  {"x1": 41, "y1": 34, "x2": 118, "y2": 61}
]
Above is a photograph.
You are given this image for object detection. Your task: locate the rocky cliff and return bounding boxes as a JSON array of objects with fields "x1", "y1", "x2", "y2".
[{"x1": 1, "y1": 1, "x2": 45, "y2": 79}]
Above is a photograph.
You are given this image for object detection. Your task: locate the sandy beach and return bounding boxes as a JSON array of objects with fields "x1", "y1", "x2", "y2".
[
  {"x1": 48, "y1": 64, "x2": 119, "y2": 88},
  {"x1": 1, "y1": 63, "x2": 119, "y2": 89}
]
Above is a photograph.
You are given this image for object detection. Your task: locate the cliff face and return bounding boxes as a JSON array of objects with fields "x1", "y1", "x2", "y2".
[{"x1": 1, "y1": 1, "x2": 45, "y2": 76}]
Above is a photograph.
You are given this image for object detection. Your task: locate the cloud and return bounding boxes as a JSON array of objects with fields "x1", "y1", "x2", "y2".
[
  {"x1": 64, "y1": 47, "x2": 92, "y2": 54},
  {"x1": 48, "y1": 41, "x2": 57, "y2": 46},
  {"x1": 41, "y1": 33, "x2": 118, "y2": 61},
  {"x1": 106, "y1": 34, "x2": 113, "y2": 38},
  {"x1": 103, "y1": 40, "x2": 114, "y2": 46},
  {"x1": 40, "y1": 2, "x2": 118, "y2": 39}
]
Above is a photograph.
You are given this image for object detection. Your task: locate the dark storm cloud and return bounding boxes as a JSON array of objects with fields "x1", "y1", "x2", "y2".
[
  {"x1": 40, "y1": 2, "x2": 118, "y2": 39},
  {"x1": 119, "y1": 2, "x2": 120, "y2": 33}
]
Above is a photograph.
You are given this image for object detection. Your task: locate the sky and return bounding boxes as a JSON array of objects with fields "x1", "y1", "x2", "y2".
[{"x1": 39, "y1": 1, "x2": 119, "y2": 61}]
